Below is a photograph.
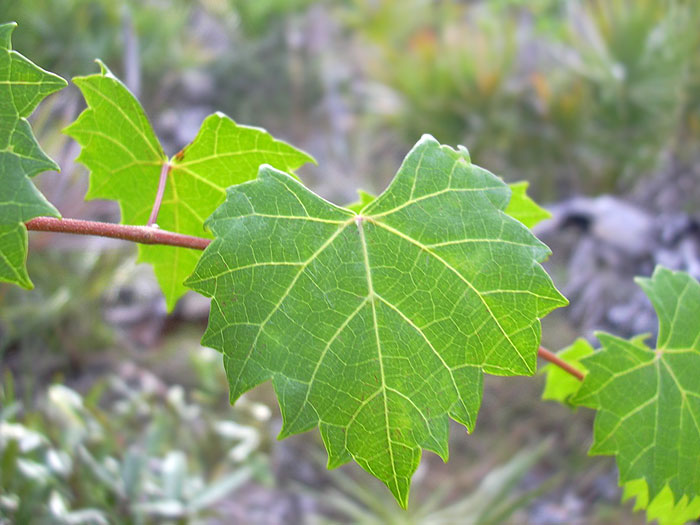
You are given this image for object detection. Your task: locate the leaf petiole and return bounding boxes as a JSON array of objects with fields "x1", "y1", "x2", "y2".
[{"x1": 147, "y1": 161, "x2": 171, "y2": 227}]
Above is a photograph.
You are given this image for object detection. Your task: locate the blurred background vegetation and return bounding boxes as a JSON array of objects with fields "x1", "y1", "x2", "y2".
[{"x1": 2, "y1": 0, "x2": 699, "y2": 523}]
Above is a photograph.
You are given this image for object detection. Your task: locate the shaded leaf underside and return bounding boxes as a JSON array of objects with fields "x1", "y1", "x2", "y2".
[
  {"x1": 187, "y1": 135, "x2": 567, "y2": 506},
  {"x1": 0, "y1": 22, "x2": 65, "y2": 287}
]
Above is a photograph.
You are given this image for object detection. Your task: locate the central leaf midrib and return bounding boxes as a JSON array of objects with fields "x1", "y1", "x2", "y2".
[{"x1": 356, "y1": 216, "x2": 400, "y2": 495}]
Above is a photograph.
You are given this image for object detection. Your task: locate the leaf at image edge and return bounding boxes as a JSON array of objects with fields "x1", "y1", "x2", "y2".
[
  {"x1": 0, "y1": 22, "x2": 66, "y2": 288},
  {"x1": 505, "y1": 181, "x2": 551, "y2": 229},
  {"x1": 572, "y1": 266, "x2": 700, "y2": 506}
]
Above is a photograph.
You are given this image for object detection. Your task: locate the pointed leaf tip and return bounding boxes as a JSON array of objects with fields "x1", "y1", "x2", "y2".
[{"x1": 0, "y1": 22, "x2": 17, "y2": 48}]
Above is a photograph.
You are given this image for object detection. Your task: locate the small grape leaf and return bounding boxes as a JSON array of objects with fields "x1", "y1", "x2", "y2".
[
  {"x1": 541, "y1": 338, "x2": 593, "y2": 406},
  {"x1": 623, "y1": 478, "x2": 700, "y2": 525},
  {"x1": 505, "y1": 181, "x2": 551, "y2": 229},
  {"x1": 346, "y1": 189, "x2": 376, "y2": 213},
  {"x1": 572, "y1": 266, "x2": 700, "y2": 505},
  {"x1": 0, "y1": 22, "x2": 66, "y2": 288},
  {"x1": 186, "y1": 135, "x2": 567, "y2": 506},
  {"x1": 64, "y1": 62, "x2": 314, "y2": 309}
]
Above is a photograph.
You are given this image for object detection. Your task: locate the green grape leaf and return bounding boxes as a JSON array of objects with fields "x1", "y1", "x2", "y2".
[
  {"x1": 572, "y1": 266, "x2": 700, "y2": 506},
  {"x1": 186, "y1": 135, "x2": 567, "y2": 507},
  {"x1": 345, "y1": 181, "x2": 549, "y2": 229},
  {"x1": 623, "y1": 478, "x2": 700, "y2": 525},
  {"x1": 0, "y1": 22, "x2": 66, "y2": 288},
  {"x1": 541, "y1": 338, "x2": 593, "y2": 406},
  {"x1": 505, "y1": 181, "x2": 551, "y2": 229},
  {"x1": 64, "y1": 62, "x2": 314, "y2": 310},
  {"x1": 346, "y1": 189, "x2": 376, "y2": 213}
]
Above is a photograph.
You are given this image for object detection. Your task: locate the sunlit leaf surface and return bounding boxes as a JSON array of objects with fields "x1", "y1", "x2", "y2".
[
  {"x1": 65, "y1": 63, "x2": 313, "y2": 309},
  {"x1": 187, "y1": 135, "x2": 566, "y2": 506}
]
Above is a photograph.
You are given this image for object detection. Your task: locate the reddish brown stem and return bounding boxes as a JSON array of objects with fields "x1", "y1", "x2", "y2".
[
  {"x1": 538, "y1": 346, "x2": 584, "y2": 381},
  {"x1": 25, "y1": 217, "x2": 211, "y2": 251},
  {"x1": 147, "y1": 161, "x2": 171, "y2": 226}
]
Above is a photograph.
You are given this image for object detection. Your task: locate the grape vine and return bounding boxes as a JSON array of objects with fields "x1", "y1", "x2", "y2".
[{"x1": 2, "y1": 22, "x2": 698, "y2": 523}]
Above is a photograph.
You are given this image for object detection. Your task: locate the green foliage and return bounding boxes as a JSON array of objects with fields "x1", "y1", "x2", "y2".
[
  {"x1": 348, "y1": 0, "x2": 700, "y2": 195},
  {"x1": 622, "y1": 478, "x2": 700, "y2": 525},
  {"x1": 65, "y1": 62, "x2": 313, "y2": 310},
  {"x1": 347, "y1": 180, "x2": 551, "y2": 230},
  {"x1": 541, "y1": 338, "x2": 593, "y2": 406},
  {"x1": 572, "y1": 267, "x2": 700, "y2": 503},
  {"x1": 230, "y1": 0, "x2": 315, "y2": 37},
  {"x1": 3, "y1": 16, "x2": 700, "y2": 524},
  {"x1": 351, "y1": 1, "x2": 518, "y2": 159},
  {"x1": 186, "y1": 134, "x2": 567, "y2": 506},
  {"x1": 554, "y1": 0, "x2": 700, "y2": 188},
  {"x1": 0, "y1": 249, "x2": 121, "y2": 360},
  {"x1": 544, "y1": 267, "x2": 700, "y2": 523},
  {"x1": 346, "y1": 189, "x2": 377, "y2": 214},
  {"x1": 0, "y1": 22, "x2": 65, "y2": 289},
  {"x1": 0, "y1": 0, "x2": 195, "y2": 81},
  {"x1": 504, "y1": 181, "x2": 552, "y2": 229},
  {"x1": 0, "y1": 367, "x2": 268, "y2": 524},
  {"x1": 311, "y1": 442, "x2": 551, "y2": 524}
]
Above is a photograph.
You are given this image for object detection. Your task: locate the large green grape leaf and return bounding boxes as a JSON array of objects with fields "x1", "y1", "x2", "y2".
[
  {"x1": 64, "y1": 62, "x2": 314, "y2": 310},
  {"x1": 572, "y1": 266, "x2": 700, "y2": 507},
  {"x1": 186, "y1": 135, "x2": 567, "y2": 506},
  {"x1": 0, "y1": 22, "x2": 65, "y2": 288}
]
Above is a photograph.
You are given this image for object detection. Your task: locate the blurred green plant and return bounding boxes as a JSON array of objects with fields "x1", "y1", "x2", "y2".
[
  {"x1": 0, "y1": 363, "x2": 270, "y2": 524},
  {"x1": 206, "y1": 5, "x2": 323, "y2": 132},
  {"x1": 347, "y1": 0, "x2": 519, "y2": 157},
  {"x1": 0, "y1": 0, "x2": 325, "y2": 140},
  {"x1": 0, "y1": 250, "x2": 122, "y2": 363},
  {"x1": 0, "y1": 0, "x2": 196, "y2": 82},
  {"x1": 306, "y1": 441, "x2": 553, "y2": 524},
  {"x1": 346, "y1": 0, "x2": 700, "y2": 197},
  {"x1": 549, "y1": 0, "x2": 700, "y2": 190},
  {"x1": 228, "y1": 0, "x2": 315, "y2": 37}
]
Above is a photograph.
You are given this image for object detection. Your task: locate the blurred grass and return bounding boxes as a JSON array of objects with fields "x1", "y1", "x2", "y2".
[
  {"x1": 347, "y1": 0, "x2": 700, "y2": 197},
  {"x1": 5, "y1": 0, "x2": 698, "y2": 197}
]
